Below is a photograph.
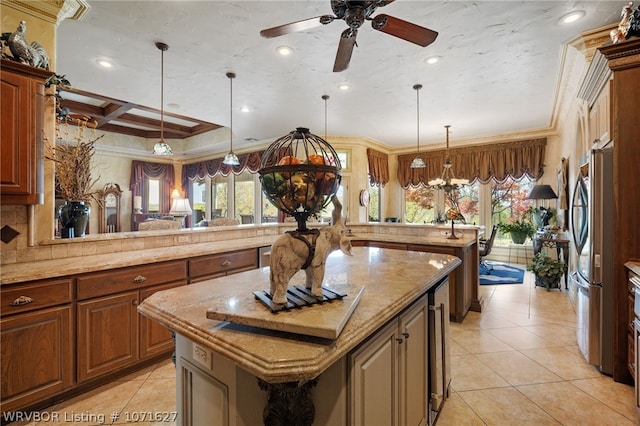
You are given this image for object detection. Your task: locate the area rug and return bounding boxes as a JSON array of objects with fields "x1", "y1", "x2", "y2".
[{"x1": 480, "y1": 262, "x2": 525, "y2": 285}]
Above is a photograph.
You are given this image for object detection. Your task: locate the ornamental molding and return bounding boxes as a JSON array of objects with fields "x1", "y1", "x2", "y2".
[{"x1": 4, "y1": 0, "x2": 89, "y2": 25}]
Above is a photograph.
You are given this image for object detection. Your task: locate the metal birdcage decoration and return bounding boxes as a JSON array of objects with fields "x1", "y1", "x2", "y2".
[{"x1": 259, "y1": 127, "x2": 342, "y2": 231}]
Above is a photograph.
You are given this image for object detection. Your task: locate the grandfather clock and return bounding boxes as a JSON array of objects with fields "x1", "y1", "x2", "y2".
[{"x1": 99, "y1": 182, "x2": 123, "y2": 233}]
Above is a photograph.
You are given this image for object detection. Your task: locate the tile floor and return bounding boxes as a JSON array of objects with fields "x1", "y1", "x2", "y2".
[{"x1": 8, "y1": 268, "x2": 639, "y2": 425}]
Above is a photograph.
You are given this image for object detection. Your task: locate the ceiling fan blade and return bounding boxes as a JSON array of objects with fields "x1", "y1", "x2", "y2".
[
  {"x1": 260, "y1": 15, "x2": 333, "y2": 38},
  {"x1": 371, "y1": 14, "x2": 438, "y2": 47},
  {"x1": 333, "y1": 29, "x2": 357, "y2": 72}
]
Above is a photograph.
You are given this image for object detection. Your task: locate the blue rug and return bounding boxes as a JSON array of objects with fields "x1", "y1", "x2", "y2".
[{"x1": 480, "y1": 262, "x2": 524, "y2": 285}]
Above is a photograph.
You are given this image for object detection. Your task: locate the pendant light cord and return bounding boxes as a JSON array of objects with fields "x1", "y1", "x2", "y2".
[
  {"x1": 227, "y1": 72, "x2": 236, "y2": 152},
  {"x1": 445, "y1": 124, "x2": 451, "y2": 162},
  {"x1": 322, "y1": 94, "x2": 329, "y2": 140},
  {"x1": 414, "y1": 84, "x2": 422, "y2": 155},
  {"x1": 160, "y1": 48, "x2": 164, "y2": 141}
]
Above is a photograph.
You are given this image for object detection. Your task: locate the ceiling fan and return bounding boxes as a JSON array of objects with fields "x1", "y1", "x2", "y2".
[{"x1": 260, "y1": 0, "x2": 438, "y2": 72}]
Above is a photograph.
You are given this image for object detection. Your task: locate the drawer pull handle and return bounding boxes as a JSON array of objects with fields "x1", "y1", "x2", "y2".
[
  {"x1": 132, "y1": 300, "x2": 139, "y2": 306},
  {"x1": 221, "y1": 260, "x2": 231, "y2": 267},
  {"x1": 402, "y1": 332, "x2": 410, "y2": 338},
  {"x1": 396, "y1": 338, "x2": 404, "y2": 344},
  {"x1": 132, "y1": 275, "x2": 147, "y2": 283},
  {"x1": 10, "y1": 296, "x2": 34, "y2": 306}
]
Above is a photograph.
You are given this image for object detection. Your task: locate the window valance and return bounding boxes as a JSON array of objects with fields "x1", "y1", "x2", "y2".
[
  {"x1": 367, "y1": 148, "x2": 390, "y2": 187},
  {"x1": 183, "y1": 151, "x2": 264, "y2": 183},
  {"x1": 397, "y1": 138, "x2": 546, "y2": 188}
]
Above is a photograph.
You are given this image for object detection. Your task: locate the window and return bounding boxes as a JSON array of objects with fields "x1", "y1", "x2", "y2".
[
  {"x1": 262, "y1": 191, "x2": 279, "y2": 223},
  {"x1": 211, "y1": 175, "x2": 229, "y2": 218},
  {"x1": 147, "y1": 179, "x2": 160, "y2": 212},
  {"x1": 191, "y1": 179, "x2": 206, "y2": 223},
  {"x1": 405, "y1": 186, "x2": 436, "y2": 223},
  {"x1": 235, "y1": 170, "x2": 255, "y2": 224},
  {"x1": 368, "y1": 186, "x2": 380, "y2": 222},
  {"x1": 491, "y1": 176, "x2": 534, "y2": 245},
  {"x1": 447, "y1": 182, "x2": 480, "y2": 225}
]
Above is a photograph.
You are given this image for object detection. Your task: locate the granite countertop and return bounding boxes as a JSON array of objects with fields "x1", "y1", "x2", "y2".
[
  {"x1": 626, "y1": 260, "x2": 640, "y2": 276},
  {"x1": 138, "y1": 247, "x2": 461, "y2": 383},
  {"x1": 1, "y1": 231, "x2": 476, "y2": 285}
]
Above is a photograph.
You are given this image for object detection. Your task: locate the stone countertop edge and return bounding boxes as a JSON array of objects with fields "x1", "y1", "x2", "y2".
[
  {"x1": 626, "y1": 261, "x2": 640, "y2": 275},
  {"x1": 1, "y1": 232, "x2": 475, "y2": 285},
  {"x1": 137, "y1": 248, "x2": 462, "y2": 384}
]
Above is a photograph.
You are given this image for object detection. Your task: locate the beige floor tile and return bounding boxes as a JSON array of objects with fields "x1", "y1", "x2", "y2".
[
  {"x1": 570, "y1": 376, "x2": 639, "y2": 423},
  {"x1": 487, "y1": 326, "x2": 556, "y2": 350},
  {"x1": 115, "y1": 378, "x2": 176, "y2": 426},
  {"x1": 517, "y1": 381, "x2": 637, "y2": 425},
  {"x1": 450, "y1": 354, "x2": 511, "y2": 392},
  {"x1": 522, "y1": 323, "x2": 577, "y2": 346},
  {"x1": 115, "y1": 363, "x2": 157, "y2": 383},
  {"x1": 449, "y1": 338, "x2": 470, "y2": 356},
  {"x1": 457, "y1": 387, "x2": 561, "y2": 425},
  {"x1": 435, "y1": 391, "x2": 485, "y2": 426},
  {"x1": 450, "y1": 328, "x2": 515, "y2": 354},
  {"x1": 474, "y1": 350, "x2": 562, "y2": 386},
  {"x1": 520, "y1": 345, "x2": 603, "y2": 380},
  {"x1": 35, "y1": 380, "x2": 144, "y2": 425},
  {"x1": 148, "y1": 359, "x2": 177, "y2": 380}
]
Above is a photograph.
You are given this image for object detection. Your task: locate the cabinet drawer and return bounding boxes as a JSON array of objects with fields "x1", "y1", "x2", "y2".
[
  {"x1": 189, "y1": 249, "x2": 257, "y2": 279},
  {"x1": 77, "y1": 260, "x2": 187, "y2": 300},
  {"x1": 1, "y1": 278, "x2": 73, "y2": 317}
]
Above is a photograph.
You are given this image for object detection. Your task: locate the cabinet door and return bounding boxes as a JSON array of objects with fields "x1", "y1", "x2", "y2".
[
  {"x1": 140, "y1": 281, "x2": 186, "y2": 359},
  {"x1": 349, "y1": 320, "x2": 399, "y2": 426},
  {"x1": 77, "y1": 291, "x2": 139, "y2": 382},
  {"x1": 429, "y1": 279, "x2": 451, "y2": 414},
  {"x1": 399, "y1": 296, "x2": 429, "y2": 426},
  {"x1": 0, "y1": 306, "x2": 73, "y2": 412},
  {"x1": 0, "y1": 63, "x2": 48, "y2": 205}
]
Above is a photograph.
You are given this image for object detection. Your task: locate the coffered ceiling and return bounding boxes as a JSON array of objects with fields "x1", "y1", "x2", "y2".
[{"x1": 54, "y1": 1, "x2": 623, "y2": 153}]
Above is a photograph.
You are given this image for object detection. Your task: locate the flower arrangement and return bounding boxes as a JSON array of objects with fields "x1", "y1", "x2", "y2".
[
  {"x1": 497, "y1": 213, "x2": 536, "y2": 244},
  {"x1": 44, "y1": 115, "x2": 103, "y2": 202}
]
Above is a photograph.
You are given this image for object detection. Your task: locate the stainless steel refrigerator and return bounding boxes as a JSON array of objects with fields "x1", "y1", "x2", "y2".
[{"x1": 571, "y1": 139, "x2": 614, "y2": 375}]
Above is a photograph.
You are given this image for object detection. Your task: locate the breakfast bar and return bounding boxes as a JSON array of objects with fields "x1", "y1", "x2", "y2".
[{"x1": 138, "y1": 246, "x2": 460, "y2": 425}]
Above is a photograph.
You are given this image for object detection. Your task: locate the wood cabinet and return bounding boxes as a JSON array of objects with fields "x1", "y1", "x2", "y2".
[
  {"x1": 0, "y1": 59, "x2": 53, "y2": 205},
  {"x1": 76, "y1": 260, "x2": 187, "y2": 381},
  {"x1": 599, "y1": 39, "x2": 640, "y2": 384},
  {"x1": 349, "y1": 294, "x2": 430, "y2": 426},
  {"x1": 361, "y1": 239, "x2": 479, "y2": 322},
  {"x1": 0, "y1": 278, "x2": 74, "y2": 413},
  {"x1": 188, "y1": 248, "x2": 258, "y2": 283}
]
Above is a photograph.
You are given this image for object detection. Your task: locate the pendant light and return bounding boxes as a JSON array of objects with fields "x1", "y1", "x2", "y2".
[
  {"x1": 428, "y1": 125, "x2": 469, "y2": 190},
  {"x1": 152, "y1": 42, "x2": 173, "y2": 156},
  {"x1": 410, "y1": 83, "x2": 426, "y2": 168},
  {"x1": 222, "y1": 71, "x2": 240, "y2": 166}
]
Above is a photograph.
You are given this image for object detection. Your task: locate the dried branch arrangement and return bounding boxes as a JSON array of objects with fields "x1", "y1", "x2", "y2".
[{"x1": 44, "y1": 115, "x2": 103, "y2": 203}]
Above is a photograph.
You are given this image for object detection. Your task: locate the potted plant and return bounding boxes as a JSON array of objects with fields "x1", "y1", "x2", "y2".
[
  {"x1": 45, "y1": 115, "x2": 102, "y2": 238},
  {"x1": 497, "y1": 215, "x2": 536, "y2": 244},
  {"x1": 527, "y1": 252, "x2": 568, "y2": 289}
]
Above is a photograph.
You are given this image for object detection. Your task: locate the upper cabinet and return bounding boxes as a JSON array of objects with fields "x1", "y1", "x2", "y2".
[{"x1": 0, "y1": 59, "x2": 53, "y2": 205}]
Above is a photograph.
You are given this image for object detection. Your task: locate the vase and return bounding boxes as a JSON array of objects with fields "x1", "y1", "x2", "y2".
[
  {"x1": 59, "y1": 201, "x2": 90, "y2": 238},
  {"x1": 509, "y1": 230, "x2": 528, "y2": 244}
]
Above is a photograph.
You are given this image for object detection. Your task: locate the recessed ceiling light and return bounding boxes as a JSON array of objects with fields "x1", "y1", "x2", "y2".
[
  {"x1": 559, "y1": 10, "x2": 586, "y2": 24},
  {"x1": 338, "y1": 83, "x2": 350, "y2": 91},
  {"x1": 276, "y1": 45, "x2": 293, "y2": 56},
  {"x1": 96, "y1": 59, "x2": 114, "y2": 68},
  {"x1": 425, "y1": 56, "x2": 441, "y2": 65},
  {"x1": 241, "y1": 106, "x2": 250, "y2": 113}
]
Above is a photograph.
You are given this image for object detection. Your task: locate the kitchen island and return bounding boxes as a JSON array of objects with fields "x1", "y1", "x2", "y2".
[{"x1": 138, "y1": 247, "x2": 460, "y2": 425}]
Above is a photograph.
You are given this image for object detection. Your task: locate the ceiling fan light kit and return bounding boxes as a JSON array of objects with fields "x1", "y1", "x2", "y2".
[
  {"x1": 260, "y1": 0, "x2": 438, "y2": 72},
  {"x1": 152, "y1": 42, "x2": 173, "y2": 156}
]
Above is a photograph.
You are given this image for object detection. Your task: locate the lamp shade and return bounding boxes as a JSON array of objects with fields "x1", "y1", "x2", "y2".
[
  {"x1": 527, "y1": 184, "x2": 558, "y2": 200},
  {"x1": 169, "y1": 198, "x2": 192, "y2": 216}
]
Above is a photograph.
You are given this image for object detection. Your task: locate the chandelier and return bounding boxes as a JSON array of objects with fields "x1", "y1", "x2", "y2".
[{"x1": 428, "y1": 125, "x2": 468, "y2": 191}]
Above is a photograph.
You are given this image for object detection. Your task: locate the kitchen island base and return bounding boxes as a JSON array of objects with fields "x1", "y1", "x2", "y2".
[{"x1": 174, "y1": 279, "x2": 450, "y2": 426}]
